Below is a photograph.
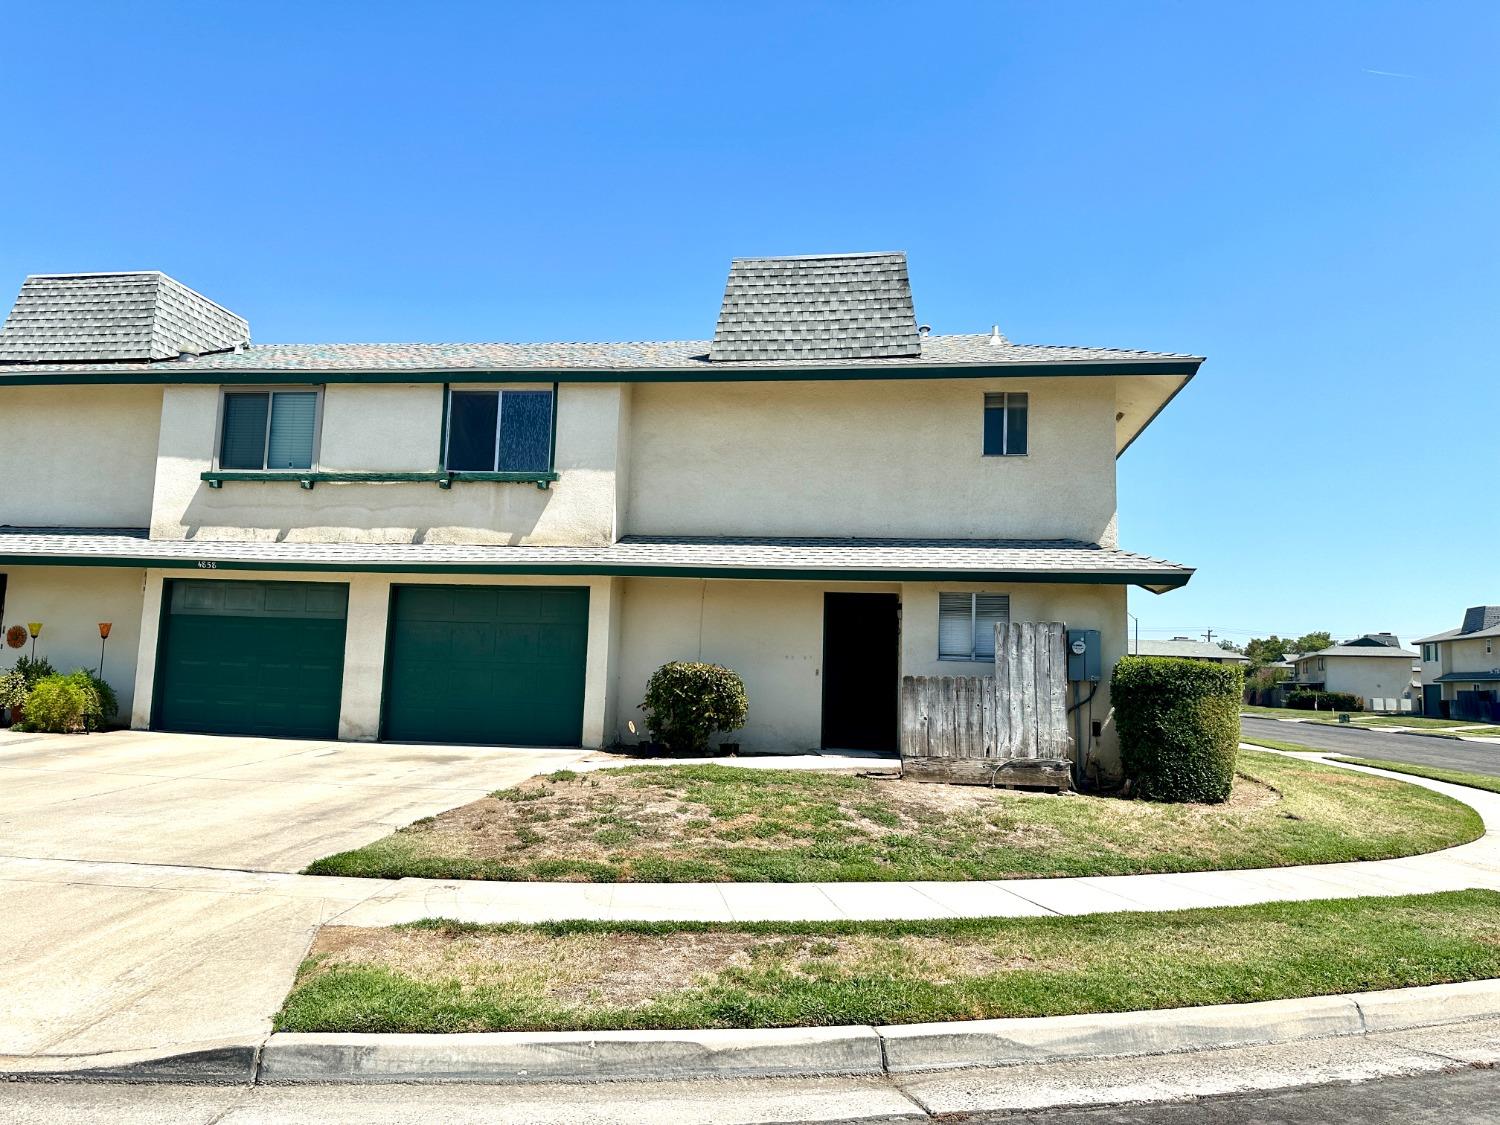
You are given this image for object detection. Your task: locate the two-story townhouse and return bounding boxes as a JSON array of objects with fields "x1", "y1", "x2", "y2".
[
  {"x1": 0, "y1": 253, "x2": 1198, "y2": 773},
  {"x1": 1415, "y1": 606, "x2": 1500, "y2": 720},
  {"x1": 1288, "y1": 633, "x2": 1420, "y2": 711}
]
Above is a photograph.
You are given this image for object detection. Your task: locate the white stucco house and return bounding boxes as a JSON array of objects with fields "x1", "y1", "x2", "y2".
[
  {"x1": 1414, "y1": 606, "x2": 1500, "y2": 721},
  {"x1": 1287, "y1": 633, "x2": 1420, "y2": 712},
  {"x1": 0, "y1": 253, "x2": 1199, "y2": 771}
]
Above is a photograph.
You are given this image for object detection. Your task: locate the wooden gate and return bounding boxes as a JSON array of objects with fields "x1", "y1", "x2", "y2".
[{"x1": 900, "y1": 621, "x2": 1072, "y2": 788}]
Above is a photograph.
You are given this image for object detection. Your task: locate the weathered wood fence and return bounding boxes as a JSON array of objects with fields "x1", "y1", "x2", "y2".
[{"x1": 901, "y1": 621, "x2": 1072, "y2": 789}]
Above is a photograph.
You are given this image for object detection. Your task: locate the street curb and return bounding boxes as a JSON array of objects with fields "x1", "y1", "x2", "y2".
[
  {"x1": 258, "y1": 1026, "x2": 885, "y2": 1084},
  {"x1": 12, "y1": 980, "x2": 1496, "y2": 1086}
]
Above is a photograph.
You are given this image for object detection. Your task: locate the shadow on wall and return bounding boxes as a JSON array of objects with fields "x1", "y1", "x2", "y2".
[{"x1": 177, "y1": 482, "x2": 553, "y2": 544}]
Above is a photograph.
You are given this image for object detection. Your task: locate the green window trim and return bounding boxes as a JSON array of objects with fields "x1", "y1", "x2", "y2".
[
  {"x1": 200, "y1": 470, "x2": 558, "y2": 490},
  {"x1": 982, "y1": 391, "x2": 1029, "y2": 457},
  {"x1": 217, "y1": 387, "x2": 322, "y2": 471}
]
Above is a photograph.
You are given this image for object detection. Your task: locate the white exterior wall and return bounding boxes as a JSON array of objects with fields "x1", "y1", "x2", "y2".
[
  {"x1": 1431, "y1": 636, "x2": 1500, "y2": 700},
  {"x1": 625, "y1": 377, "x2": 1120, "y2": 543},
  {"x1": 2, "y1": 565, "x2": 146, "y2": 718},
  {"x1": 613, "y1": 577, "x2": 1128, "y2": 771},
  {"x1": 129, "y1": 569, "x2": 615, "y2": 746},
  {"x1": 148, "y1": 383, "x2": 625, "y2": 546},
  {"x1": 1310, "y1": 656, "x2": 1418, "y2": 710},
  {"x1": 0, "y1": 386, "x2": 162, "y2": 527}
]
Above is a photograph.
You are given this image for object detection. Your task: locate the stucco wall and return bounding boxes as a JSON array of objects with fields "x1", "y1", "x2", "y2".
[
  {"x1": 2, "y1": 565, "x2": 146, "y2": 719},
  {"x1": 613, "y1": 577, "x2": 1128, "y2": 770},
  {"x1": 1430, "y1": 636, "x2": 1500, "y2": 699},
  {"x1": 624, "y1": 377, "x2": 1120, "y2": 542},
  {"x1": 0, "y1": 386, "x2": 162, "y2": 527},
  {"x1": 1320, "y1": 656, "x2": 1419, "y2": 709},
  {"x1": 148, "y1": 383, "x2": 623, "y2": 545}
]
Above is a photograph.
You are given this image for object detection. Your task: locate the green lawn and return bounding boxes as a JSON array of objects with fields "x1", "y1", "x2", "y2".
[
  {"x1": 1242, "y1": 705, "x2": 1476, "y2": 730},
  {"x1": 277, "y1": 890, "x2": 1500, "y2": 1033},
  {"x1": 1329, "y1": 757, "x2": 1500, "y2": 795},
  {"x1": 304, "y1": 750, "x2": 1481, "y2": 884}
]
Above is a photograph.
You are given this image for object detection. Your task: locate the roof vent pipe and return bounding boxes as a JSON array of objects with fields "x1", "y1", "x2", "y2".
[
  {"x1": 918, "y1": 324, "x2": 931, "y2": 337},
  {"x1": 989, "y1": 324, "x2": 1004, "y2": 345}
]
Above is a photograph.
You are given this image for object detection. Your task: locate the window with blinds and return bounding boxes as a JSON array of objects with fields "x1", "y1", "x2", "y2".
[
  {"x1": 218, "y1": 390, "x2": 319, "y2": 471},
  {"x1": 982, "y1": 392, "x2": 1028, "y2": 456},
  {"x1": 938, "y1": 592, "x2": 1011, "y2": 661},
  {"x1": 446, "y1": 389, "x2": 554, "y2": 472}
]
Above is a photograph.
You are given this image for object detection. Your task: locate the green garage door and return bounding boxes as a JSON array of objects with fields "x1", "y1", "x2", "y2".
[
  {"x1": 383, "y1": 585, "x2": 588, "y2": 746},
  {"x1": 154, "y1": 580, "x2": 348, "y2": 739}
]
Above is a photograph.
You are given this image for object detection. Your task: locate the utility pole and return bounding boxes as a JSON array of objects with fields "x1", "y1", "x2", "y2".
[{"x1": 1202, "y1": 628, "x2": 1216, "y2": 645}]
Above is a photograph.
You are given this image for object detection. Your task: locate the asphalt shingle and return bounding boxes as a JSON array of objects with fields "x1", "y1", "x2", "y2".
[
  {"x1": 0, "y1": 272, "x2": 249, "y2": 363},
  {"x1": 708, "y1": 252, "x2": 921, "y2": 362}
]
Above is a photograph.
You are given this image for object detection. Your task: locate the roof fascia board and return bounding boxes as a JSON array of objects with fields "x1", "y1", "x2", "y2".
[
  {"x1": 0, "y1": 358, "x2": 1204, "y2": 388},
  {"x1": 0, "y1": 550, "x2": 1192, "y2": 588}
]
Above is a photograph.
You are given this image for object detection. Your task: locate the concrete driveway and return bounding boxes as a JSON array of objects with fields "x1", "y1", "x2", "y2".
[
  {"x1": 0, "y1": 727, "x2": 583, "y2": 870},
  {"x1": 0, "y1": 728, "x2": 583, "y2": 1064}
]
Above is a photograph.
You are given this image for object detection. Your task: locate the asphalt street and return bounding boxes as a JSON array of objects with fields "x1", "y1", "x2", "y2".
[{"x1": 1242, "y1": 716, "x2": 1500, "y2": 776}]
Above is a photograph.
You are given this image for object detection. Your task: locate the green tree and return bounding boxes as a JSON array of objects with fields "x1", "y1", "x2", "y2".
[
  {"x1": 1293, "y1": 631, "x2": 1333, "y2": 655},
  {"x1": 1243, "y1": 636, "x2": 1289, "y2": 669}
]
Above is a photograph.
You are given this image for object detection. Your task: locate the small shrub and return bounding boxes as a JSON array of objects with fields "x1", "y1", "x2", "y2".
[
  {"x1": 1286, "y1": 690, "x2": 1364, "y2": 713},
  {"x1": 21, "y1": 674, "x2": 91, "y2": 733},
  {"x1": 0, "y1": 670, "x2": 27, "y2": 720},
  {"x1": 65, "y1": 669, "x2": 117, "y2": 730},
  {"x1": 641, "y1": 661, "x2": 749, "y2": 754},
  {"x1": 1113, "y1": 656, "x2": 1244, "y2": 803},
  {"x1": 12, "y1": 654, "x2": 55, "y2": 688}
]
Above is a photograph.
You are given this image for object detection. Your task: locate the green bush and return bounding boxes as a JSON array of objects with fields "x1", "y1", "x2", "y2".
[
  {"x1": 1286, "y1": 690, "x2": 1364, "y2": 712},
  {"x1": 1112, "y1": 656, "x2": 1244, "y2": 803},
  {"x1": 21, "y1": 674, "x2": 92, "y2": 733},
  {"x1": 640, "y1": 662, "x2": 749, "y2": 754},
  {"x1": 66, "y1": 669, "x2": 117, "y2": 730},
  {"x1": 12, "y1": 654, "x2": 55, "y2": 688}
]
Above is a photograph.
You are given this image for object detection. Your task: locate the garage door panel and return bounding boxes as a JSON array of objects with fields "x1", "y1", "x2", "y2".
[
  {"x1": 383, "y1": 585, "x2": 587, "y2": 747},
  {"x1": 155, "y1": 581, "x2": 348, "y2": 740}
]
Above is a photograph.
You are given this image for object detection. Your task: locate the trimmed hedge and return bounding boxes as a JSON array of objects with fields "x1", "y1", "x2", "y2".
[
  {"x1": 1113, "y1": 656, "x2": 1244, "y2": 803},
  {"x1": 640, "y1": 662, "x2": 749, "y2": 754},
  {"x1": 1286, "y1": 690, "x2": 1364, "y2": 713}
]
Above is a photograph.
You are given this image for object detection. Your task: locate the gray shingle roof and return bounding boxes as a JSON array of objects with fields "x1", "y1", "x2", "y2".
[
  {"x1": 709, "y1": 252, "x2": 920, "y2": 362},
  {"x1": 1134, "y1": 638, "x2": 1249, "y2": 662},
  {"x1": 0, "y1": 272, "x2": 249, "y2": 362},
  {"x1": 1297, "y1": 644, "x2": 1418, "y2": 660},
  {"x1": 0, "y1": 528, "x2": 1193, "y2": 587},
  {"x1": 0, "y1": 333, "x2": 1200, "y2": 377}
]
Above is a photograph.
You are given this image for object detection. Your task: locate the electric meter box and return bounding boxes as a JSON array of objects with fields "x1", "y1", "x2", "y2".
[{"x1": 1066, "y1": 628, "x2": 1102, "y2": 683}]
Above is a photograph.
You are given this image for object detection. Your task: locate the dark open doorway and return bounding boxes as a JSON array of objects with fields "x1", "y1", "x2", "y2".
[{"x1": 821, "y1": 592, "x2": 900, "y2": 752}]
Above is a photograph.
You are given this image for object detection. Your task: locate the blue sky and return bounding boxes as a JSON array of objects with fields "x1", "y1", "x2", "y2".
[{"x1": 2, "y1": 1, "x2": 1495, "y2": 646}]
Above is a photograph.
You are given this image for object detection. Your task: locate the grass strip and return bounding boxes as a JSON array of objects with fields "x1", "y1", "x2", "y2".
[
  {"x1": 303, "y1": 751, "x2": 1481, "y2": 884},
  {"x1": 277, "y1": 890, "x2": 1500, "y2": 1033},
  {"x1": 1328, "y1": 757, "x2": 1500, "y2": 796}
]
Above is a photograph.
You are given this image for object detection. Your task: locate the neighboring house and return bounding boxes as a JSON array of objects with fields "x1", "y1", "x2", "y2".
[
  {"x1": 1287, "y1": 633, "x2": 1420, "y2": 712},
  {"x1": 1414, "y1": 606, "x2": 1500, "y2": 721},
  {"x1": 0, "y1": 254, "x2": 1199, "y2": 768},
  {"x1": 1134, "y1": 637, "x2": 1249, "y2": 665}
]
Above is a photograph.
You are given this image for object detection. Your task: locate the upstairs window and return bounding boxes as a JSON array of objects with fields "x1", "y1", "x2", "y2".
[
  {"x1": 446, "y1": 389, "x2": 554, "y2": 472},
  {"x1": 219, "y1": 390, "x2": 319, "y2": 470},
  {"x1": 938, "y1": 592, "x2": 1011, "y2": 661},
  {"x1": 983, "y1": 392, "x2": 1028, "y2": 456}
]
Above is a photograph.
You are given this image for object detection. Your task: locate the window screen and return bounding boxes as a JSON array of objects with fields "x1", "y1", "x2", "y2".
[
  {"x1": 938, "y1": 592, "x2": 1011, "y2": 660},
  {"x1": 982, "y1": 392, "x2": 1028, "y2": 456},
  {"x1": 445, "y1": 389, "x2": 554, "y2": 472},
  {"x1": 219, "y1": 390, "x2": 317, "y2": 471}
]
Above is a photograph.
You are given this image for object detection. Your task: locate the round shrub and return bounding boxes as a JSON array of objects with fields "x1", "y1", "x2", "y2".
[
  {"x1": 21, "y1": 674, "x2": 92, "y2": 733},
  {"x1": 640, "y1": 662, "x2": 749, "y2": 754},
  {"x1": 1112, "y1": 655, "x2": 1243, "y2": 803},
  {"x1": 65, "y1": 669, "x2": 117, "y2": 730}
]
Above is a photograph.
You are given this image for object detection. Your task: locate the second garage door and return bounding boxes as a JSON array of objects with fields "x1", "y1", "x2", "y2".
[{"x1": 382, "y1": 584, "x2": 589, "y2": 746}]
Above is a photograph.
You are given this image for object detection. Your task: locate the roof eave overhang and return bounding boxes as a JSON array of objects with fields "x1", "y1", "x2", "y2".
[
  {"x1": 0, "y1": 357, "x2": 1205, "y2": 388},
  {"x1": 0, "y1": 548, "x2": 1193, "y2": 588}
]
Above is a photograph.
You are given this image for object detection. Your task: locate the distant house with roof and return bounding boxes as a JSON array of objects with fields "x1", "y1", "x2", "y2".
[
  {"x1": 0, "y1": 252, "x2": 1202, "y2": 773},
  {"x1": 1287, "y1": 633, "x2": 1420, "y2": 712},
  {"x1": 1135, "y1": 637, "x2": 1248, "y2": 665},
  {"x1": 1414, "y1": 607, "x2": 1500, "y2": 721}
]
